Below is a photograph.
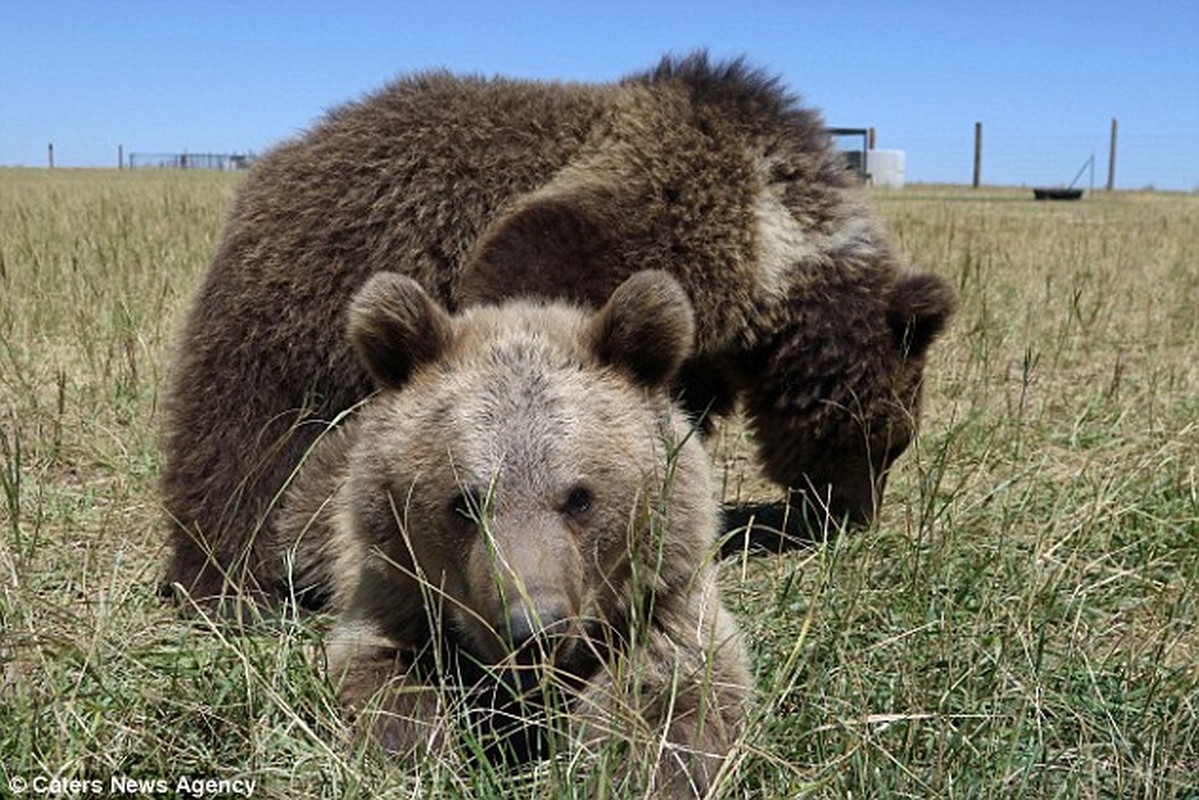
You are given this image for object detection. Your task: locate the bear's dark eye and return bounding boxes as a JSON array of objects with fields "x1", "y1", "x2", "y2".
[
  {"x1": 561, "y1": 485, "x2": 594, "y2": 517},
  {"x1": 449, "y1": 486, "x2": 487, "y2": 524}
]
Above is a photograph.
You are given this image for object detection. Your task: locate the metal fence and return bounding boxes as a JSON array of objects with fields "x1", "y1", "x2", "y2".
[{"x1": 127, "y1": 152, "x2": 256, "y2": 171}]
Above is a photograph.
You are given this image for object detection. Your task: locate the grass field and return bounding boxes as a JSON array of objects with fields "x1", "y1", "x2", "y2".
[{"x1": 2, "y1": 168, "x2": 1196, "y2": 798}]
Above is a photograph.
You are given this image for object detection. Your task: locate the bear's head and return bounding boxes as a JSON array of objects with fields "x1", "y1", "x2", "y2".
[
  {"x1": 337, "y1": 270, "x2": 715, "y2": 672},
  {"x1": 746, "y1": 270, "x2": 958, "y2": 530}
]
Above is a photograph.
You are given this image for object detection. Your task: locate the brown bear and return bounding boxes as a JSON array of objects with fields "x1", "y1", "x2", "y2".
[
  {"x1": 272, "y1": 270, "x2": 752, "y2": 796},
  {"x1": 161, "y1": 51, "x2": 955, "y2": 609}
]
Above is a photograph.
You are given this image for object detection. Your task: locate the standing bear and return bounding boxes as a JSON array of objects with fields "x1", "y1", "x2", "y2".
[
  {"x1": 272, "y1": 270, "x2": 752, "y2": 796},
  {"x1": 162, "y1": 52, "x2": 955, "y2": 609}
]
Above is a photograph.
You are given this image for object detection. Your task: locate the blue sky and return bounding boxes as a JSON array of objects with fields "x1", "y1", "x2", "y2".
[{"x1": 3, "y1": 1, "x2": 1197, "y2": 189}]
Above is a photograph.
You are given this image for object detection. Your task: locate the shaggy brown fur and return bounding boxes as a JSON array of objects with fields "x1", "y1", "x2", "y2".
[
  {"x1": 161, "y1": 52, "x2": 954, "y2": 609},
  {"x1": 273, "y1": 271, "x2": 751, "y2": 795}
]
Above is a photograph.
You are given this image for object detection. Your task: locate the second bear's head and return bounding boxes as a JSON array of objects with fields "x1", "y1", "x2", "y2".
[{"x1": 341, "y1": 270, "x2": 717, "y2": 668}]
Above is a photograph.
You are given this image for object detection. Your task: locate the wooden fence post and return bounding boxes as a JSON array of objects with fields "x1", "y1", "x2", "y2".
[
  {"x1": 972, "y1": 122, "x2": 982, "y2": 188},
  {"x1": 1106, "y1": 118, "x2": 1118, "y2": 192}
]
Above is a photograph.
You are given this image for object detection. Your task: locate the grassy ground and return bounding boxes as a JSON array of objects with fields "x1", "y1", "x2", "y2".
[{"x1": 1, "y1": 168, "x2": 1195, "y2": 797}]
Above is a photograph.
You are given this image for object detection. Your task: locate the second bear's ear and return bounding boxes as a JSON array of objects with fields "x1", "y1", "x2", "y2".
[
  {"x1": 460, "y1": 194, "x2": 625, "y2": 308},
  {"x1": 886, "y1": 271, "x2": 957, "y2": 359},
  {"x1": 588, "y1": 270, "x2": 695, "y2": 388},
  {"x1": 347, "y1": 273, "x2": 454, "y2": 390}
]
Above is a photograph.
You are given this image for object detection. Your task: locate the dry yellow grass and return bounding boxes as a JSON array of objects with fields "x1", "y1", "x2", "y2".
[{"x1": 2, "y1": 169, "x2": 1195, "y2": 797}]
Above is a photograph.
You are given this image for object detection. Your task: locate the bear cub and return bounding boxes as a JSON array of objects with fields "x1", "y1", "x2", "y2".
[{"x1": 273, "y1": 270, "x2": 752, "y2": 795}]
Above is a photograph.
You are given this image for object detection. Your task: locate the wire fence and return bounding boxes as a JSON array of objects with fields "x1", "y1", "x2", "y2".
[
  {"x1": 899, "y1": 130, "x2": 1197, "y2": 193},
  {"x1": 127, "y1": 152, "x2": 256, "y2": 171}
]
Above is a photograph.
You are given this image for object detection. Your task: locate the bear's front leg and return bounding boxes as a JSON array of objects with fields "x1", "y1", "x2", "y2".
[
  {"x1": 326, "y1": 621, "x2": 448, "y2": 761},
  {"x1": 571, "y1": 588, "x2": 753, "y2": 798}
]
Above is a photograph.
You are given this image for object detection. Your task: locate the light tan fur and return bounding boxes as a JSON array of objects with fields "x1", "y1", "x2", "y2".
[{"x1": 274, "y1": 271, "x2": 752, "y2": 795}]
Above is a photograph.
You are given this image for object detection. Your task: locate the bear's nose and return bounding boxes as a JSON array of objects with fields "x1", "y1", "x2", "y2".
[{"x1": 503, "y1": 601, "x2": 572, "y2": 651}]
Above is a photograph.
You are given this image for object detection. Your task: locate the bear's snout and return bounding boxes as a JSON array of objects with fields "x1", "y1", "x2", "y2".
[
  {"x1": 502, "y1": 596, "x2": 573, "y2": 650},
  {"x1": 463, "y1": 514, "x2": 585, "y2": 663},
  {"x1": 465, "y1": 586, "x2": 580, "y2": 665}
]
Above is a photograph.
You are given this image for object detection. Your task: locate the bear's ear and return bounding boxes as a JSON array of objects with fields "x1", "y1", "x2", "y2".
[
  {"x1": 588, "y1": 270, "x2": 695, "y2": 388},
  {"x1": 347, "y1": 273, "x2": 454, "y2": 390},
  {"x1": 886, "y1": 271, "x2": 957, "y2": 359},
  {"x1": 461, "y1": 194, "x2": 625, "y2": 308}
]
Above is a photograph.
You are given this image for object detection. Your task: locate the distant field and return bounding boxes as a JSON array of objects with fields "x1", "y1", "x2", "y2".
[{"x1": 2, "y1": 168, "x2": 1195, "y2": 798}]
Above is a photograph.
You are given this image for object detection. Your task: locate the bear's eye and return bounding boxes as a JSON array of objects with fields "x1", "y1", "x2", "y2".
[
  {"x1": 561, "y1": 485, "x2": 594, "y2": 518},
  {"x1": 449, "y1": 487, "x2": 488, "y2": 524}
]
